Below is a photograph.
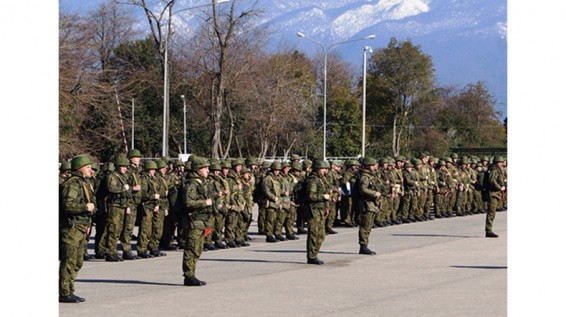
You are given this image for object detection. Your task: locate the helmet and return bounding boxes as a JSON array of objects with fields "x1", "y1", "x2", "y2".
[
  {"x1": 115, "y1": 156, "x2": 130, "y2": 167},
  {"x1": 59, "y1": 161, "x2": 71, "y2": 172},
  {"x1": 144, "y1": 160, "x2": 157, "y2": 170},
  {"x1": 494, "y1": 156, "x2": 505, "y2": 163},
  {"x1": 106, "y1": 162, "x2": 116, "y2": 172},
  {"x1": 156, "y1": 159, "x2": 167, "y2": 169},
  {"x1": 247, "y1": 157, "x2": 259, "y2": 166},
  {"x1": 291, "y1": 162, "x2": 303, "y2": 171},
  {"x1": 262, "y1": 161, "x2": 272, "y2": 169},
  {"x1": 192, "y1": 157, "x2": 210, "y2": 170},
  {"x1": 127, "y1": 149, "x2": 142, "y2": 158},
  {"x1": 71, "y1": 155, "x2": 93, "y2": 171},
  {"x1": 281, "y1": 162, "x2": 291, "y2": 169},
  {"x1": 232, "y1": 157, "x2": 246, "y2": 167},
  {"x1": 312, "y1": 159, "x2": 329, "y2": 170},
  {"x1": 362, "y1": 157, "x2": 377, "y2": 166},
  {"x1": 210, "y1": 162, "x2": 222, "y2": 171},
  {"x1": 271, "y1": 161, "x2": 282, "y2": 170},
  {"x1": 290, "y1": 154, "x2": 301, "y2": 161},
  {"x1": 240, "y1": 167, "x2": 250, "y2": 175},
  {"x1": 221, "y1": 160, "x2": 232, "y2": 169},
  {"x1": 404, "y1": 162, "x2": 414, "y2": 168}
]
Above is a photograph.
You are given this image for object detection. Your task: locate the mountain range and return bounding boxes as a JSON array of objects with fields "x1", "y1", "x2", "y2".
[{"x1": 59, "y1": 0, "x2": 507, "y2": 117}]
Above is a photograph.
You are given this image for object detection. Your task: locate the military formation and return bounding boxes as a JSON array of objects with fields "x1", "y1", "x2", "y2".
[{"x1": 58, "y1": 150, "x2": 507, "y2": 303}]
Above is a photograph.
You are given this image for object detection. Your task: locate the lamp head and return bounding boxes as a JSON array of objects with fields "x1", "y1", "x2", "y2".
[{"x1": 297, "y1": 32, "x2": 305, "y2": 38}]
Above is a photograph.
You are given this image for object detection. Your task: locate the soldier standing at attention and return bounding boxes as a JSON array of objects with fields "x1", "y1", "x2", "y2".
[
  {"x1": 103, "y1": 157, "x2": 135, "y2": 261},
  {"x1": 305, "y1": 159, "x2": 331, "y2": 265},
  {"x1": 485, "y1": 156, "x2": 506, "y2": 238},
  {"x1": 149, "y1": 159, "x2": 169, "y2": 256},
  {"x1": 137, "y1": 160, "x2": 161, "y2": 258},
  {"x1": 59, "y1": 154, "x2": 96, "y2": 303},
  {"x1": 182, "y1": 157, "x2": 213, "y2": 286},
  {"x1": 357, "y1": 157, "x2": 383, "y2": 255},
  {"x1": 262, "y1": 161, "x2": 283, "y2": 243},
  {"x1": 122, "y1": 149, "x2": 142, "y2": 258}
]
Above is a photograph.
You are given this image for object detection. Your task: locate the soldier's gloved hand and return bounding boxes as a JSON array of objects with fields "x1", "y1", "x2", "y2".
[
  {"x1": 85, "y1": 203, "x2": 95, "y2": 213},
  {"x1": 126, "y1": 207, "x2": 131, "y2": 215},
  {"x1": 154, "y1": 194, "x2": 160, "y2": 200}
]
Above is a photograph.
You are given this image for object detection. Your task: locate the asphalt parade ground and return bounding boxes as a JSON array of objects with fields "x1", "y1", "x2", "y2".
[{"x1": 59, "y1": 211, "x2": 507, "y2": 317}]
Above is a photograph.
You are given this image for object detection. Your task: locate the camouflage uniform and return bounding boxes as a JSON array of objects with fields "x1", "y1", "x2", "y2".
[{"x1": 305, "y1": 160, "x2": 331, "y2": 264}]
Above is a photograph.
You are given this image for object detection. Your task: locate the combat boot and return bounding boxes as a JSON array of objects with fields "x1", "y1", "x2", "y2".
[
  {"x1": 204, "y1": 242, "x2": 216, "y2": 251},
  {"x1": 183, "y1": 276, "x2": 207, "y2": 286},
  {"x1": 151, "y1": 250, "x2": 166, "y2": 257},
  {"x1": 307, "y1": 257, "x2": 324, "y2": 265},
  {"x1": 105, "y1": 254, "x2": 121, "y2": 262},
  {"x1": 122, "y1": 251, "x2": 138, "y2": 260},
  {"x1": 359, "y1": 245, "x2": 376, "y2": 255},
  {"x1": 237, "y1": 240, "x2": 250, "y2": 247},
  {"x1": 266, "y1": 235, "x2": 277, "y2": 243},
  {"x1": 215, "y1": 241, "x2": 227, "y2": 249},
  {"x1": 59, "y1": 295, "x2": 81, "y2": 303},
  {"x1": 485, "y1": 231, "x2": 499, "y2": 238},
  {"x1": 226, "y1": 241, "x2": 237, "y2": 248},
  {"x1": 276, "y1": 235, "x2": 287, "y2": 241},
  {"x1": 286, "y1": 234, "x2": 299, "y2": 240}
]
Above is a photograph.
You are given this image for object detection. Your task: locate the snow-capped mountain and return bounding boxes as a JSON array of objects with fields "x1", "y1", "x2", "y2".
[
  {"x1": 59, "y1": 0, "x2": 507, "y2": 117},
  {"x1": 252, "y1": 0, "x2": 507, "y2": 117}
]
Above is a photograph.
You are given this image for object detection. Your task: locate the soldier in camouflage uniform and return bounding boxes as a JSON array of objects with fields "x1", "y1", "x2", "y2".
[
  {"x1": 391, "y1": 157, "x2": 405, "y2": 224},
  {"x1": 305, "y1": 159, "x2": 331, "y2": 264},
  {"x1": 59, "y1": 155, "x2": 96, "y2": 303},
  {"x1": 357, "y1": 157, "x2": 384, "y2": 255},
  {"x1": 205, "y1": 162, "x2": 228, "y2": 250},
  {"x1": 121, "y1": 149, "x2": 143, "y2": 258},
  {"x1": 148, "y1": 159, "x2": 169, "y2": 256},
  {"x1": 325, "y1": 161, "x2": 341, "y2": 234},
  {"x1": 240, "y1": 167, "x2": 255, "y2": 243},
  {"x1": 225, "y1": 158, "x2": 247, "y2": 247},
  {"x1": 256, "y1": 161, "x2": 271, "y2": 235},
  {"x1": 295, "y1": 159, "x2": 312, "y2": 234},
  {"x1": 262, "y1": 161, "x2": 284, "y2": 242},
  {"x1": 182, "y1": 157, "x2": 213, "y2": 286},
  {"x1": 339, "y1": 160, "x2": 360, "y2": 227},
  {"x1": 160, "y1": 160, "x2": 184, "y2": 250},
  {"x1": 93, "y1": 162, "x2": 113, "y2": 259},
  {"x1": 136, "y1": 160, "x2": 161, "y2": 258},
  {"x1": 401, "y1": 161, "x2": 419, "y2": 222},
  {"x1": 281, "y1": 162, "x2": 300, "y2": 240},
  {"x1": 485, "y1": 156, "x2": 506, "y2": 238}
]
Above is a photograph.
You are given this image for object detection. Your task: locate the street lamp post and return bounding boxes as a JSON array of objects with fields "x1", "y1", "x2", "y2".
[
  {"x1": 161, "y1": 0, "x2": 230, "y2": 157},
  {"x1": 362, "y1": 46, "x2": 373, "y2": 158},
  {"x1": 181, "y1": 95, "x2": 187, "y2": 154},
  {"x1": 297, "y1": 32, "x2": 376, "y2": 160},
  {"x1": 131, "y1": 98, "x2": 135, "y2": 149}
]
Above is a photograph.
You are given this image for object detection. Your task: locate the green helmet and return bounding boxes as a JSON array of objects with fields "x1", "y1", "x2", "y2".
[
  {"x1": 450, "y1": 153, "x2": 459, "y2": 159},
  {"x1": 193, "y1": 157, "x2": 210, "y2": 170},
  {"x1": 232, "y1": 157, "x2": 246, "y2": 167},
  {"x1": 413, "y1": 158, "x2": 423, "y2": 166},
  {"x1": 261, "y1": 161, "x2": 272, "y2": 169},
  {"x1": 494, "y1": 156, "x2": 505, "y2": 163},
  {"x1": 312, "y1": 159, "x2": 329, "y2": 170},
  {"x1": 439, "y1": 160, "x2": 446, "y2": 166},
  {"x1": 444, "y1": 157, "x2": 453, "y2": 163},
  {"x1": 461, "y1": 157, "x2": 471, "y2": 164},
  {"x1": 144, "y1": 160, "x2": 157, "y2": 170},
  {"x1": 127, "y1": 149, "x2": 142, "y2": 158},
  {"x1": 247, "y1": 157, "x2": 259, "y2": 166},
  {"x1": 303, "y1": 159, "x2": 312, "y2": 168},
  {"x1": 115, "y1": 156, "x2": 130, "y2": 167},
  {"x1": 240, "y1": 167, "x2": 250, "y2": 175},
  {"x1": 346, "y1": 159, "x2": 360, "y2": 167},
  {"x1": 59, "y1": 161, "x2": 71, "y2": 172},
  {"x1": 362, "y1": 157, "x2": 377, "y2": 166},
  {"x1": 290, "y1": 154, "x2": 301, "y2": 161},
  {"x1": 281, "y1": 161, "x2": 291, "y2": 169},
  {"x1": 221, "y1": 160, "x2": 232, "y2": 169},
  {"x1": 210, "y1": 162, "x2": 222, "y2": 171},
  {"x1": 291, "y1": 162, "x2": 303, "y2": 171},
  {"x1": 156, "y1": 159, "x2": 167, "y2": 169},
  {"x1": 405, "y1": 161, "x2": 414, "y2": 168},
  {"x1": 71, "y1": 154, "x2": 93, "y2": 171},
  {"x1": 271, "y1": 161, "x2": 282, "y2": 170}
]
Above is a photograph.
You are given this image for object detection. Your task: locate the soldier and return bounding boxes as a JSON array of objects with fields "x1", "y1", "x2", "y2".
[
  {"x1": 160, "y1": 160, "x2": 184, "y2": 250},
  {"x1": 148, "y1": 159, "x2": 169, "y2": 256},
  {"x1": 340, "y1": 159, "x2": 360, "y2": 227},
  {"x1": 401, "y1": 161, "x2": 419, "y2": 222},
  {"x1": 305, "y1": 159, "x2": 331, "y2": 265},
  {"x1": 485, "y1": 156, "x2": 506, "y2": 238},
  {"x1": 225, "y1": 158, "x2": 247, "y2": 247},
  {"x1": 262, "y1": 161, "x2": 283, "y2": 243},
  {"x1": 295, "y1": 159, "x2": 312, "y2": 234},
  {"x1": 182, "y1": 157, "x2": 214, "y2": 286},
  {"x1": 357, "y1": 157, "x2": 384, "y2": 255},
  {"x1": 59, "y1": 154, "x2": 96, "y2": 303},
  {"x1": 137, "y1": 160, "x2": 161, "y2": 258},
  {"x1": 240, "y1": 167, "x2": 255, "y2": 243},
  {"x1": 103, "y1": 157, "x2": 135, "y2": 261},
  {"x1": 93, "y1": 162, "x2": 113, "y2": 259},
  {"x1": 207, "y1": 161, "x2": 229, "y2": 250},
  {"x1": 325, "y1": 161, "x2": 341, "y2": 234},
  {"x1": 255, "y1": 161, "x2": 271, "y2": 235},
  {"x1": 390, "y1": 157, "x2": 405, "y2": 225},
  {"x1": 281, "y1": 162, "x2": 299, "y2": 240},
  {"x1": 59, "y1": 161, "x2": 72, "y2": 184},
  {"x1": 121, "y1": 149, "x2": 143, "y2": 259}
]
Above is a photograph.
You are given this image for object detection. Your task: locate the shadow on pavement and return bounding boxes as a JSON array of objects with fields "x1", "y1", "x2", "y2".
[
  {"x1": 249, "y1": 249, "x2": 358, "y2": 255},
  {"x1": 451, "y1": 265, "x2": 507, "y2": 269},
  {"x1": 76, "y1": 279, "x2": 179, "y2": 286},
  {"x1": 392, "y1": 233, "x2": 476, "y2": 238},
  {"x1": 200, "y1": 258, "x2": 305, "y2": 264}
]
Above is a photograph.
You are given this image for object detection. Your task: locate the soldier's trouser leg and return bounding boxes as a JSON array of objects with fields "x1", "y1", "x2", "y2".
[
  {"x1": 284, "y1": 206, "x2": 297, "y2": 236},
  {"x1": 342, "y1": 197, "x2": 353, "y2": 225},
  {"x1": 416, "y1": 191, "x2": 426, "y2": 218},
  {"x1": 160, "y1": 208, "x2": 177, "y2": 248},
  {"x1": 393, "y1": 195, "x2": 401, "y2": 221},
  {"x1": 296, "y1": 205, "x2": 306, "y2": 230},
  {"x1": 264, "y1": 208, "x2": 278, "y2": 237},
  {"x1": 149, "y1": 210, "x2": 165, "y2": 252},
  {"x1": 473, "y1": 190, "x2": 483, "y2": 212},
  {"x1": 224, "y1": 211, "x2": 238, "y2": 244},
  {"x1": 449, "y1": 190, "x2": 457, "y2": 213},
  {"x1": 409, "y1": 194, "x2": 419, "y2": 220},
  {"x1": 423, "y1": 190, "x2": 433, "y2": 218},
  {"x1": 136, "y1": 209, "x2": 153, "y2": 254},
  {"x1": 120, "y1": 206, "x2": 138, "y2": 253},
  {"x1": 325, "y1": 203, "x2": 337, "y2": 231},
  {"x1": 485, "y1": 194, "x2": 500, "y2": 233},
  {"x1": 400, "y1": 195, "x2": 411, "y2": 220},
  {"x1": 94, "y1": 211, "x2": 107, "y2": 255},
  {"x1": 359, "y1": 211, "x2": 376, "y2": 246},
  {"x1": 257, "y1": 205, "x2": 266, "y2": 234},
  {"x1": 182, "y1": 228, "x2": 204, "y2": 278},
  {"x1": 212, "y1": 213, "x2": 225, "y2": 244},
  {"x1": 59, "y1": 223, "x2": 88, "y2": 297},
  {"x1": 236, "y1": 212, "x2": 247, "y2": 242},
  {"x1": 434, "y1": 193, "x2": 444, "y2": 217},
  {"x1": 274, "y1": 209, "x2": 286, "y2": 237},
  {"x1": 306, "y1": 209, "x2": 326, "y2": 260},
  {"x1": 104, "y1": 205, "x2": 125, "y2": 256},
  {"x1": 456, "y1": 190, "x2": 465, "y2": 215}
]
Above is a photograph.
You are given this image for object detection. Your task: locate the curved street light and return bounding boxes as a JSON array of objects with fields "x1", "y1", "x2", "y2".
[{"x1": 297, "y1": 32, "x2": 376, "y2": 160}]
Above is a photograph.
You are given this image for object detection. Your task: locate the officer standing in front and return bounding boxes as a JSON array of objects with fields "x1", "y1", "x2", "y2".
[
  {"x1": 485, "y1": 156, "x2": 506, "y2": 238},
  {"x1": 182, "y1": 157, "x2": 213, "y2": 286},
  {"x1": 59, "y1": 154, "x2": 96, "y2": 303},
  {"x1": 357, "y1": 157, "x2": 383, "y2": 255}
]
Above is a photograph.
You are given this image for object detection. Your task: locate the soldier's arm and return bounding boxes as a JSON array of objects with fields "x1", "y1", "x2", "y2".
[
  {"x1": 183, "y1": 182, "x2": 209, "y2": 211},
  {"x1": 61, "y1": 179, "x2": 89, "y2": 215}
]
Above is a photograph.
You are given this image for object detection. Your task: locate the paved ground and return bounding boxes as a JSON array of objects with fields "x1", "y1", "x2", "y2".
[{"x1": 59, "y1": 211, "x2": 507, "y2": 317}]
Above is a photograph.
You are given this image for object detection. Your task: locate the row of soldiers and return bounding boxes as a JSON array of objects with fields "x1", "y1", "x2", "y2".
[
  {"x1": 59, "y1": 150, "x2": 507, "y2": 300},
  {"x1": 59, "y1": 151, "x2": 508, "y2": 261}
]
